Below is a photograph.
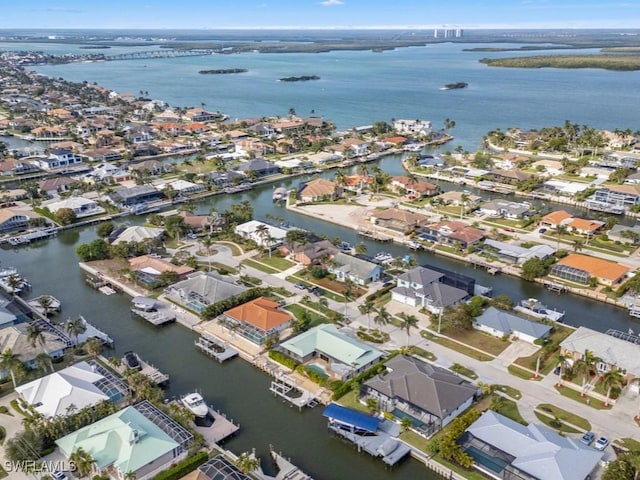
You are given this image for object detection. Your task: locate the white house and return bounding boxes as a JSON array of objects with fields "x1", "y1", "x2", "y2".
[
  {"x1": 45, "y1": 197, "x2": 104, "y2": 218},
  {"x1": 234, "y1": 220, "x2": 288, "y2": 248},
  {"x1": 474, "y1": 307, "x2": 551, "y2": 343},
  {"x1": 391, "y1": 266, "x2": 468, "y2": 314},
  {"x1": 393, "y1": 119, "x2": 432, "y2": 136}
]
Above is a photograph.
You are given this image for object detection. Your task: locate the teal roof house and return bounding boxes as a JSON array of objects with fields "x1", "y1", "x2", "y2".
[
  {"x1": 279, "y1": 324, "x2": 385, "y2": 380},
  {"x1": 56, "y1": 401, "x2": 192, "y2": 480}
]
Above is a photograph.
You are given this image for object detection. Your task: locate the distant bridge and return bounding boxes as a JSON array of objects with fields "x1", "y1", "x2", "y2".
[{"x1": 104, "y1": 49, "x2": 217, "y2": 61}]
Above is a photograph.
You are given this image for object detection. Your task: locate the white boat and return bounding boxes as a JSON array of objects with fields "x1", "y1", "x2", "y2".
[
  {"x1": 515, "y1": 298, "x2": 565, "y2": 322},
  {"x1": 180, "y1": 392, "x2": 209, "y2": 418},
  {"x1": 374, "y1": 252, "x2": 394, "y2": 264}
]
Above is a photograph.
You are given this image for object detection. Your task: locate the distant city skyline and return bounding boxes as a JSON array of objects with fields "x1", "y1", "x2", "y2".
[{"x1": 2, "y1": 0, "x2": 639, "y2": 30}]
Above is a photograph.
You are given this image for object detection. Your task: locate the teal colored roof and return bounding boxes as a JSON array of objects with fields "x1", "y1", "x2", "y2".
[
  {"x1": 281, "y1": 324, "x2": 384, "y2": 369},
  {"x1": 55, "y1": 406, "x2": 179, "y2": 475}
]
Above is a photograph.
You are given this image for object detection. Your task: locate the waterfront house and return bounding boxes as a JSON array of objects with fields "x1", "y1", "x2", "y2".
[
  {"x1": 306, "y1": 151, "x2": 342, "y2": 165},
  {"x1": 56, "y1": 401, "x2": 192, "y2": 480},
  {"x1": 15, "y1": 360, "x2": 127, "y2": 418},
  {"x1": 393, "y1": 119, "x2": 431, "y2": 136},
  {"x1": 111, "y1": 226, "x2": 164, "y2": 245},
  {"x1": 483, "y1": 168, "x2": 532, "y2": 186},
  {"x1": 0, "y1": 323, "x2": 67, "y2": 375},
  {"x1": 279, "y1": 324, "x2": 385, "y2": 380},
  {"x1": 340, "y1": 138, "x2": 369, "y2": 157},
  {"x1": 462, "y1": 411, "x2": 603, "y2": 480},
  {"x1": 483, "y1": 239, "x2": 555, "y2": 265},
  {"x1": 477, "y1": 199, "x2": 531, "y2": 219},
  {"x1": 531, "y1": 159, "x2": 564, "y2": 176},
  {"x1": 164, "y1": 272, "x2": 247, "y2": 314},
  {"x1": 432, "y1": 191, "x2": 482, "y2": 207},
  {"x1": 391, "y1": 266, "x2": 469, "y2": 313},
  {"x1": 32, "y1": 148, "x2": 84, "y2": 171},
  {"x1": 234, "y1": 220, "x2": 288, "y2": 248},
  {"x1": 184, "y1": 108, "x2": 222, "y2": 123},
  {"x1": 369, "y1": 207, "x2": 430, "y2": 233},
  {"x1": 110, "y1": 184, "x2": 163, "y2": 207},
  {"x1": 38, "y1": 177, "x2": 76, "y2": 197},
  {"x1": 297, "y1": 178, "x2": 342, "y2": 203},
  {"x1": 221, "y1": 297, "x2": 292, "y2": 345},
  {"x1": 560, "y1": 326, "x2": 640, "y2": 387},
  {"x1": 129, "y1": 255, "x2": 194, "y2": 288},
  {"x1": 236, "y1": 158, "x2": 280, "y2": 177},
  {"x1": 389, "y1": 176, "x2": 439, "y2": 199},
  {"x1": 0, "y1": 208, "x2": 31, "y2": 233},
  {"x1": 473, "y1": 307, "x2": 551, "y2": 343},
  {"x1": 178, "y1": 211, "x2": 219, "y2": 233},
  {"x1": 292, "y1": 239, "x2": 339, "y2": 266},
  {"x1": 44, "y1": 196, "x2": 104, "y2": 218},
  {"x1": 539, "y1": 210, "x2": 604, "y2": 236},
  {"x1": 491, "y1": 153, "x2": 529, "y2": 170},
  {"x1": 328, "y1": 252, "x2": 382, "y2": 285},
  {"x1": 361, "y1": 355, "x2": 478, "y2": 435},
  {"x1": 551, "y1": 253, "x2": 630, "y2": 286},
  {"x1": 155, "y1": 179, "x2": 205, "y2": 197},
  {"x1": 593, "y1": 184, "x2": 640, "y2": 207},
  {"x1": 418, "y1": 221, "x2": 485, "y2": 249},
  {"x1": 0, "y1": 158, "x2": 41, "y2": 177},
  {"x1": 83, "y1": 148, "x2": 123, "y2": 163},
  {"x1": 128, "y1": 160, "x2": 173, "y2": 177}
]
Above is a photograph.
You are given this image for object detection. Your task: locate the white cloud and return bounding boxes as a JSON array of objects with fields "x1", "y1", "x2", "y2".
[{"x1": 319, "y1": 0, "x2": 344, "y2": 6}]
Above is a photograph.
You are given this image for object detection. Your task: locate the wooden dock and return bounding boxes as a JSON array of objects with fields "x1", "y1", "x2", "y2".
[
  {"x1": 357, "y1": 228, "x2": 393, "y2": 243},
  {"x1": 195, "y1": 332, "x2": 238, "y2": 362},
  {"x1": 119, "y1": 353, "x2": 170, "y2": 386},
  {"x1": 190, "y1": 405, "x2": 240, "y2": 445}
]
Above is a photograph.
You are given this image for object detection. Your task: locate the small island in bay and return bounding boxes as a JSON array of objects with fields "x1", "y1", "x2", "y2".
[
  {"x1": 442, "y1": 82, "x2": 468, "y2": 90},
  {"x1": 278, "y1": 75, "x2": 320, "y2": 82},
  {"x1": 480, "y1": 54, "x2": 640, "y2": 71},
  {"x1": 199, "y1": 68, "x2": 248, "y2": 74}
]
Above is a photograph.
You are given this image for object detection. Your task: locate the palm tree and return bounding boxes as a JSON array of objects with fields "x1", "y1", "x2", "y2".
[
  {"x1": 556, "y1": 352, "x2": 570, "y2": 386},
  {"x1": 555, "y1": 224, "x2": 568, "y2": 250},
  {"x1": 374, "y1": 306, "x2": 391, "y2": 329},
  {"x1": 354, "y1": 242, "x2": 367, "y2": 255},
  {"x1": 27, "y1": 324, "x2": 54, "y2": 373},
  {"x1": 37, "y1": 295, "x2": 54, "y2": 318},
  {"x1": 358, "y1": 299, "x2": 375, "y2": 329},
  {"x1": 235, "y1": 452, "x2": 260, "y2": 474},
  {"x1": 0, "y1": 349, "x2": 21, "y2": 388},
  {"x1": 199, "y1": 236, "x2": 215, "y2": 271},
  {"x1": 66, "y1": 317, "x2": 87, "y2": 345},
  {"x1": 254, "y1": 224, "x2": 270, "y2": 254},
  {"x1": 342, "y1": 282, "x2": 355, "y2": 320},
  {"x1": 123, "y1": 471, "x2": 137, "y2": 480},
  {"x1": 601, "y1": 369, "x2": 624, "y2": 406},
  {"x1": 400, "y1": 313, "x2": 419, "y2": 347},
  {"x1": 69, "y1": 447, "x2": 94, "y2": 478},
  {"x1": 573, "y1": 349, "x2": 601, "y2": 395}
]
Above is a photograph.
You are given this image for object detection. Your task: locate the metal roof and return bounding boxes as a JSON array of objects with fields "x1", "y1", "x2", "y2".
[{"x1": 323, "y1": 403, "x2": 380, "y2": 433}]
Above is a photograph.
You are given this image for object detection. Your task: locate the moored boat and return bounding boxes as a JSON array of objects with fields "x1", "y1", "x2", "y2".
[
  {"x1": 180, "y1": 392, "x2": 209, "y2": 418},
  {"x1": 515, "y1": 298, "x2": 565, "y2": 322}
]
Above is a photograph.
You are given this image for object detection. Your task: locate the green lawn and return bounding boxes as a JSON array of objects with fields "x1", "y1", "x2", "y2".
[
  {"x1": 492, "y1": 397, "x2": 527, "y2": 425},
  {"x1": 553, "y1": 385, "x2": 611, "y2": 410},
  {"x1": 409, "y1": 346, "x2": 437, "y2": 361},
  {"x1": 537, "y1": 403, "x2": 591, "y2": 430},
  {"x1": 253, "y1": 254, "x2": 294, "y2": 271},
  {"x1": 493, "y1": 385, "x2": 522, "y2": 400},
  {"x1": 242, "y1": 258, "x2": 279, "y2": 274},
  {"x1": 615, "y1": 438, "x2": 640, "y2": 452},
  {"x1": 336, "y1": 390, "x2": 369, "y2": 413},
  {"x1": 425, "y1": 333, "x2": 493, "y2": 361},
  {"x1": 508, "y1": 364, "x2": 542, "y2": 381},
  {"x1": 444, "y1": 329, "x2": 510, "y2": 357},
  {"x1": 450, "y1": 363, "x2": 478, "y2": 379},
  {"x1": 534, "y1": 411, "x2": 581, "y2": 434},
  {"x1": 285, "y1": 304, "x2": 328, "y2": 328}
]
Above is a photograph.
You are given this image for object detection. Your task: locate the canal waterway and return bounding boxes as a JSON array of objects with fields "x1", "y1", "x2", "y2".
[{"x1": 1, "y1": 156, "x2": 638, "y2": 478}]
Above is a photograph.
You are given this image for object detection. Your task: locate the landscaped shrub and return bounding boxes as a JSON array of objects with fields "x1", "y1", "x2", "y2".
[
  {"x1": 268, "y1": 350, "x2": 299, "y2": 370},
  {"x1": 153, "y1": 451, "x2": 209, "y2": 480}
]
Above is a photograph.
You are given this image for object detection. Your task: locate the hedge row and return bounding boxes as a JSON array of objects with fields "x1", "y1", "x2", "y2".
[
  {"x1": 331, "y1": 351, "x2": 400, "y2": 400},
  {"x1": 153, "y1": 451, "x2": 209, "y2": 480},
  {"x1": 268, "y1": 350, "x2": 299, "y2": 370}
]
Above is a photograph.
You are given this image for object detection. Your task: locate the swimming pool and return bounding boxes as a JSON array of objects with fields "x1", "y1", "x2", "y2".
[
  {"x1": 106, "y1": 387, "x2": 125, "y2": 402},
  {"x1": 464, "y1": 445, "x2": 508, "y2": 474},
  {"x1": 307, "y1": 362, "x2": 328, "y2": 378},
  {"x1": 391, "y1": 408, "x2": 427, "y2": 429}
]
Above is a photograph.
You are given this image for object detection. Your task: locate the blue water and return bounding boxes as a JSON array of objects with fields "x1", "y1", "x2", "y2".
[{"x1": 7, "y1": 41, "x2": 638, "y2": 151}]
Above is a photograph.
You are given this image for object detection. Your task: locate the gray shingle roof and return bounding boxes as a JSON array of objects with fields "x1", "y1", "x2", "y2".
[
  {"x1": 475, "y1": 307, "x2": 551, "y2": 339},
  {"x1": 397, "y1": 266, "x2": 443, "y2": 287},
  {"x1": 364, "y1": 355, "x2": 477, "y2": 419},
  {"x1": 165, "y1": 272, "x2": 247, "y2": 306}
]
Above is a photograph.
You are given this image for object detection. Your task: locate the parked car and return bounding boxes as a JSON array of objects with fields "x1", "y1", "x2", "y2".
[
  {"x1": 538, "y1": 228, "x2": 547, "y2": 233},
  {"x1": 503, "y1": 227, "x2": 515, "y2": 232},
  {"x1": 581, "y1": 431, "x2": 595, "y2": 445},
  {"x1": 294, "y1": 282, "x2": 306, "y2": 290},
  {"x1": 595, "y1": 436, "x2": 610, "y2": 451}
]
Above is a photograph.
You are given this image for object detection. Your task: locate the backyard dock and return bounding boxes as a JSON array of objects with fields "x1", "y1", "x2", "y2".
[
  {"x1": 195, "y1": 332, "x2": 239, "y2": 362},
  {"x1": 190, "y1": 405, "x2": 240, "y2": 445},
  {"x1": 131, "y1": 297, "x2": 176, "y2": 326},
  {"x1": 269, "y1": 374, "x2": 319, "y2": 411},
  {"x1": 119, "y1": 354, "x2": 170, "y2": 386},
  {"x1": 26, "y1": 295, "x2": 61, "y2": 316}
]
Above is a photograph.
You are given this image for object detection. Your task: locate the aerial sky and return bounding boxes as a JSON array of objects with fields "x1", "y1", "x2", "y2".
[{"x1": 2, "y1": 0, "x2": 639, "y2": 30}]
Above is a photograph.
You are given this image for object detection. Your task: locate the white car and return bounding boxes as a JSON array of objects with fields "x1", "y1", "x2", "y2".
[{"x1": 594, "y1": 436, "x2": 609, "y2": 451}]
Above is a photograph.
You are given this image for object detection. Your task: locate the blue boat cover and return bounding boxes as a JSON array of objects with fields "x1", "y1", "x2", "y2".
[{"x1": 323, "y1": 403, "x2": 380, "y2": 432}]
